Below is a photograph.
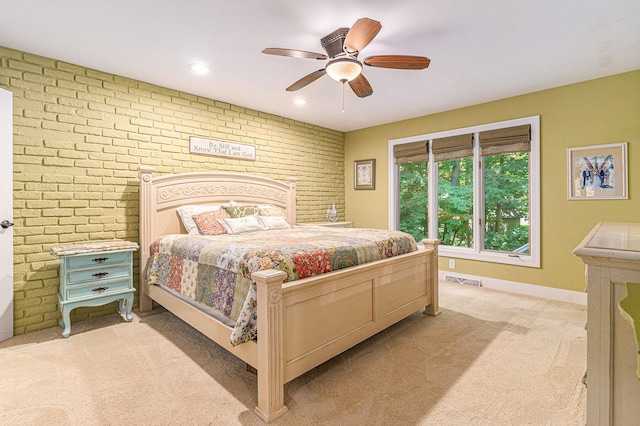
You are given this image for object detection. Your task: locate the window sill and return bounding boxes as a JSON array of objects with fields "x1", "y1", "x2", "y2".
[{"x1": 439, "y1": 245, "x2": 540, "y2": 268}]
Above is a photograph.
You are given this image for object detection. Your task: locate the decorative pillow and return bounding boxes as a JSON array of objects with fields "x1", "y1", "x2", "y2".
[
  {"x1": 258, "y1": 204, "x2": 287, "y2": 218},
  {"x1": 177, "y1": 205, "x2": 221, "y2": 234},
  {"x1": 259, "y1": 216, "x2": 291, "y2": 230},
  {"x1": 218, "y1": 215, "x2": 266, "y2": 234},
  {"x1": 222, "y1": 204, "x2": 259, "y2": 218},
  {"x1": 192, "y1": 209, "x2": 230, "y2": 236}
]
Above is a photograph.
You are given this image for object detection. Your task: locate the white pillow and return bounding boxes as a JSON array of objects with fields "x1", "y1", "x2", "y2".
[
  {"x1": 177, "y1": 205, "x2": 221, "y2": 235},
  {"x1": 218, "y1": 215, "x2": 266, "y2": 234},
  {"x1": 259, "y1": 216, "x2": 291, "y2": 230}
]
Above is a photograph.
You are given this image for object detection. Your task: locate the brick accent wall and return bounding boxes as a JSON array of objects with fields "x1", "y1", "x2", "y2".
[{"x1": 0, "y1": 46, "x2": 345, "y2": 335}]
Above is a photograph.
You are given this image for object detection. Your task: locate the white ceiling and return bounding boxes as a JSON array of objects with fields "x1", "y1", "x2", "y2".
[{"x1": 1, "y1": 0, "x2": 639, "y2": 132}]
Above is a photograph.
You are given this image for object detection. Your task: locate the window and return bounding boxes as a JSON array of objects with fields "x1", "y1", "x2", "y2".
[
  {"x1": 483, "y1": 151, "x2": 530, "y2": 253},
  {"x1": 438, "y1": 157, "x2": 474, "y2": 247},
  {"x1": 399, "y1": 161, "x2": 429, "y2": 241},
  {"x1": 432, "y1": 133, "x2": 474, "y2": 248},
  {"x1": 388, "y1": 116, "x2": 540, "y2": 267},
  {"x1": 395, "y1": 141, "x2": 429, "y2": 241}
]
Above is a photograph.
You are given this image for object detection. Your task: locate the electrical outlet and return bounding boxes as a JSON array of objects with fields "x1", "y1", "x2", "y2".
[{"x1": 449, "y1": 259, "x2": 455, "y2": 269}]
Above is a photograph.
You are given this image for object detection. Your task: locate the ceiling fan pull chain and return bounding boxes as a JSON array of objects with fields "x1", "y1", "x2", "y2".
[{"x1": 341, "y1": 82, "x2": 345, "y2": 114}]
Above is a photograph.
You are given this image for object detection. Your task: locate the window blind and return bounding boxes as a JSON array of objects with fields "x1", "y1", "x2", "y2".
[
  {"x1": 431, "y1": 134, "x2": 473, "y2": 162},
  {"x1": 479, "y1": 124, "x2": 531, "y2": 156},
  {"x1": 393, "y1": 140, "x2": 428, "y2": 164}
]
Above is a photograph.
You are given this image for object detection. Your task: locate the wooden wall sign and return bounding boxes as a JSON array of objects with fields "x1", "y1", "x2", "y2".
[{"x1": 189, "y1": 136, "x2": 256, "y2": 161}]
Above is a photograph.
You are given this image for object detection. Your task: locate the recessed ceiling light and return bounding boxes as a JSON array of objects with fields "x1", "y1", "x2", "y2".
[
  {"x1": 189, "y1": 63, "x2": 211, "y2": 74},
  {"x1": 293, "y1": 98, "x2": 307, "y2": 106}
]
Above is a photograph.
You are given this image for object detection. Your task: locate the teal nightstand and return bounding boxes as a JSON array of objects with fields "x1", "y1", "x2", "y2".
[{"x1": 51, "y1": 241, "x2": 138, "y2": 338}]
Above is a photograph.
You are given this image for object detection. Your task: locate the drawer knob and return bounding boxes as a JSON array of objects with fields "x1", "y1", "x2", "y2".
[
  {"x1": 92, "y1": 286, "x2": 109, "y2": 293},
  {"x1": 92, "y1": 257, "x2": 108, "y2": 263},
  {"x1": 92, "y1": 272, "x2": 109, "y2": 278}
]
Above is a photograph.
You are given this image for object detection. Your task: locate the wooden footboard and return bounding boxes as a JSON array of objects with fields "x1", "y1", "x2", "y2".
[{"x1": 252, "y1": 239, "x2": 439, "y2": 422}]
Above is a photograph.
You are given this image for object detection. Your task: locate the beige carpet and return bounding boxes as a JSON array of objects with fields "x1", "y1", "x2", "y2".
[{"x1": 0, "y1": 282, "x2": 586, "y2": 425}]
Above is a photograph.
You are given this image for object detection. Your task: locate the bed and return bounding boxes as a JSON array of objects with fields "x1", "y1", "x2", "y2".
[{"x1": 138, "y1": 166, "x2": 440, "y2": 422}]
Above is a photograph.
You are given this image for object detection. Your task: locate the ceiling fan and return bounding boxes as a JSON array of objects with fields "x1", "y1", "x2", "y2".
[{"x1": 262, "y1": 17, "x2": 430, "y2": 98}]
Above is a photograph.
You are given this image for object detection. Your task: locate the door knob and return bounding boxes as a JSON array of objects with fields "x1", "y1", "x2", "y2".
[{"x1": 1, "y1": 220, "x2": 14, "y2": 229}]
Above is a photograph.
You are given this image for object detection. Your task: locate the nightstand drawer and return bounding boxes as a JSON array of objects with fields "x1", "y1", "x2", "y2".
[
  {"x1": 67, "y1": 251, "x2": 131, "y2": 269},
  {"x1": 67, "y1": 264, "x2": 131, "y2": 285},
  {"x1": 66, "y1": 279, "x2": 132, "y2": 301}
]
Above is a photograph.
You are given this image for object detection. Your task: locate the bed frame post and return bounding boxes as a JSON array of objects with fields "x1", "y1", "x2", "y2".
[
  {"x1": 286, "y1": 177, "x2": 297, "y2": 225},
  {"x1": 252, "y1": 269, "x2": 289, "y2": 423},
  {"x1": 138, "y1": 166, "x2": 155, "y2": 312},
  {"x1": 422, "y1": 239, "x2": 441, "y2": 317}
]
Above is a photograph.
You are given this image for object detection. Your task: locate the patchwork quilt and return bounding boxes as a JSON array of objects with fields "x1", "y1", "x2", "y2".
[{"x1": 147, "y1": 226, "x2": 417, "y2": 346}]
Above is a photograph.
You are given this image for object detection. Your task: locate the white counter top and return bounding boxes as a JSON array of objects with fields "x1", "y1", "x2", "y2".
[{"x1": 574, "y1": 222, "x2": 640, "y2": 262}]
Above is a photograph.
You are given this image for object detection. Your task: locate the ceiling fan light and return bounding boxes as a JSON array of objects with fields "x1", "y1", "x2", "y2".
[{"x1": 325, "y1": 58, "x2": 362, "y2": 82}]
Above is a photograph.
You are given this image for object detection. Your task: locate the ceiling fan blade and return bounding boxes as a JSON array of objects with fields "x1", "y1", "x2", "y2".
[
  {"x1": 286, "y1": 69, "x2": 327, "y2": 91},
  {"x1": 348, "y1": 74, "x2": 373, "y2": 98},
  {"x1": 364, "y1": 55, "x2": 431, "y2": 69},
  {"x1": 262, "y1": 48, "x2": 327, "y2": 60},
  {"x1": 344, "y1": 18, "x2": 382, "y2": 54}
]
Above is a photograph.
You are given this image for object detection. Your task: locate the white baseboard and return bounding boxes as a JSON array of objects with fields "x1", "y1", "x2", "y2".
[{"x1": 439, "y1": 271, "x2": 587, "y2": 306}]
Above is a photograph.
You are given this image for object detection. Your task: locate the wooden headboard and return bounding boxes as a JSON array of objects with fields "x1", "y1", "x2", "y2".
[{"x1": 138, "y1": 166, "x2": 297, "y2": 295}]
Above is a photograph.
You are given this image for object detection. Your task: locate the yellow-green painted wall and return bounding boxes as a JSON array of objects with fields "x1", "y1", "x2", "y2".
[
  {"x1": 0, "y1": 46, "x2": 345, "y2": 335},
  {"x1": 345, "y1": 70, "x2": 640, "y2": 293}
]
